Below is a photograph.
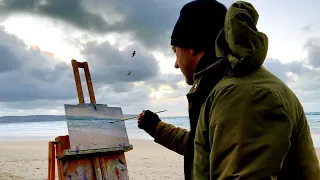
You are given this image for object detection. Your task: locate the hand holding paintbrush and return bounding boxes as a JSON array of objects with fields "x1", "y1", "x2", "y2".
[
  {"x1": 137, "y1": 109, "x2": 165, "y2": 138},
  {"x1": 110, "y1": 109, "x2": 165, "y2": 138}
]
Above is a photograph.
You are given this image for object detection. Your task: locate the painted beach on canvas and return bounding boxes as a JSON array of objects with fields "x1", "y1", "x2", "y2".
[{"x1": 64, "y1": 104, "x2": 130, "y2": 152}]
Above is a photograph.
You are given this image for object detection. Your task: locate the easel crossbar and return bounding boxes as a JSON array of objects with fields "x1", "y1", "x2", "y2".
[{"x1": 58, "y1": 145, "x2": 133, "y2": 159}]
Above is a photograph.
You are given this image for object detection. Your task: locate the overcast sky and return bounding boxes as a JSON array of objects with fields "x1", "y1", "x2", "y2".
[{"x1": 0, "y1": 0, "x2": 319, "y2": 117}]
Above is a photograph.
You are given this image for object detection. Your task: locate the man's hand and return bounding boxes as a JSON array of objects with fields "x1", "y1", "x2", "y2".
[{"x1": 137, "y1": 110, "x2": 161, "y2": 138}]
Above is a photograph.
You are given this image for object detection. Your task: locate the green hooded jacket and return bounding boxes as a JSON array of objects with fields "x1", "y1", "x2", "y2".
[{"x1": 154, "y1": 1, "x2": 320, "y2": 179}]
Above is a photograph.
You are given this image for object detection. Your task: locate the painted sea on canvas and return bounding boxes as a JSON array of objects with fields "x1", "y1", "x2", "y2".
[{"x1": 64, "y1": 104, "x2": 130, "y2": 151}]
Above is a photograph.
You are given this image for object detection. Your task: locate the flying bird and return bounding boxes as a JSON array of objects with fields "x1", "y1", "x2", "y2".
[
  {"x1": 127, "y1": 71, "x2": 131, "y2": 75},
  {"x1": 132, "y1": 51, "x2": 136, "y2": 57}
]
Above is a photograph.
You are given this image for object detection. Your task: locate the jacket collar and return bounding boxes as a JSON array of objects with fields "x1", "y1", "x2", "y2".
[
  {"x1": 193, "y1": 57, "x2": 232, "y2": 81},
  {"x1": 194, "y1": 52, "x2": 216, "y2": 75},
  {"x1": 187, "y1": 54, "x2": 232, "y2": 96}
]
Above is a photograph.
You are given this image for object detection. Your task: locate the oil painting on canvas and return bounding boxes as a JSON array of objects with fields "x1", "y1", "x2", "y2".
[{"x1": 64, "y1": 104, "x2": 130, "y2": 152}]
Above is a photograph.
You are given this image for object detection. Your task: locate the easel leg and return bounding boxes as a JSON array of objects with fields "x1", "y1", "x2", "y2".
[
  {"x1": 48, "y1": 141, "x2": 55, "y2": 180},
  {"x1": 55, "y1": 136, "x2": 71, "y2": 179}
]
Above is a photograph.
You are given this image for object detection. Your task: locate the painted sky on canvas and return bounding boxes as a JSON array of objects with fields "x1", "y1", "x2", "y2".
[{"x1": 65, "y1": 104, "x2": 123, "y2": 119}]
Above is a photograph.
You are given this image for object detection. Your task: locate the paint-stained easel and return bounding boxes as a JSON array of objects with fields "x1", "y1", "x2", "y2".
[{"x1": 48, "y1": 59, "x2": 133, "y2": 180}]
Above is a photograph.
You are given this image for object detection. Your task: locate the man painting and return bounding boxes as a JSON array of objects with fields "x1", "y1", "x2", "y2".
[{"x1": 138, "y1": 0, "x2": 320, "y2": 179}]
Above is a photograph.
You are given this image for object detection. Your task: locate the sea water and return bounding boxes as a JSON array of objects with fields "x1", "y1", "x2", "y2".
[{"x1": 0, "y1": 114, "x2": 320, "y2": 147}]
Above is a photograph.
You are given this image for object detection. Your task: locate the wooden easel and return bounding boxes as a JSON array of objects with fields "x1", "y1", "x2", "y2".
[{"x1": 48, "y1": 59, "x2": 133, "y2": 180}]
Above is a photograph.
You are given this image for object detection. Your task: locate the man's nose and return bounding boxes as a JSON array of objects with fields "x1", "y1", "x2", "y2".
[{"x1": 174, "y1": 61, "x2": 179, "y2": 69}]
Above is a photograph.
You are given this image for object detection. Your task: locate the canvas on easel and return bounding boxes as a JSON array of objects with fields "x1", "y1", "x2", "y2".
[{"x1": 65, "y1": 103, "x2": 130, "y2": 152}]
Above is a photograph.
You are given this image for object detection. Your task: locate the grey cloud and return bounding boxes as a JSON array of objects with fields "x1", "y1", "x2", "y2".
[
  {"x1": 303, "y1": 38, "x2": 320, "y2": 68},
  {"x1": 0, "y1": 0, "x2": 111, "y2": 33},
  {"x1": 0, "y1": 25, "x2": 180, "y2": 110},
  {"x1": 287, "y1": 71, "x2": 320, "y2": 104},
  {"x1": 304, "y1": 38, "x2": 320, "y2": 49},
  {"x1": 263, "y1": 59, "x2": 290, "y2": 82},
  {"x1": 96, "y1": 86, "x2": 150, "y2": 107},
  {"x1": 146, "y1": 73, "x2": 185, "y2": 89},
  {"x1": 80, "y1": 39, "x2": 188, "y2": 96},
  {"x1": 0, "y1": 44, "x2": 20, "y2": 72},
  {"x1": 263, "y1": 43, "x2": 320, "y2": 104},
  {"x1": 81, "y1": 40, "x2": 160, "y2": 87},
  {"x1": 1, "y1": 99, "x2": 74, "y2": 110},
  {"x1": 263, "y1": 58, "x2": 311, "y2": 83},
  {"x1": 1, "y1": 0, "x2": 235, "y2": 51},
  {"x1": 94, "y1": 0, "x2": 187, "y2": 50},
  {"x1": 0, "y1": 0, "x2": 185, "y2": 50},
  {"x1": 301, "y1": 25, "x2": 312, "y2": 32},
  {"x1": 110, "y1": 83, "x2": 135, "y2": 93},
  {"x1": 83, "y1": 0, "x2": 234, "y2": 50},
  {"x1": 143, "y1": 74, "x2": 189, "y2": 100},
  {"x1": 308, "y1": 45, "x2": 320, "y2": 68},
  {"x1": 0, "y1": 27, "x2": 77, "y2": 102},
  {"x1": 249, "y1": 57, "x2": 320, "y2": 105}
]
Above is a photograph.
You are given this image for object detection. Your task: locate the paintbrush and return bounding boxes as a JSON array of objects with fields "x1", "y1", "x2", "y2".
[
  {"x1": 121, "y1": 110, "x2": 167, "y2": 121},
  {"x1": 108, "y1": 110, "x2": 167, "y2": 123}
]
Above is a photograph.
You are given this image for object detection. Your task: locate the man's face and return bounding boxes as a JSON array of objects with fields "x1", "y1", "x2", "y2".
[{"x1": 172, "y1": 46, "x2": 201, "y2": 85}]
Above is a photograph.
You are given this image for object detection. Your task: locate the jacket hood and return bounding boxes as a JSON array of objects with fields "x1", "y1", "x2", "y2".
[{"x1": 215, "y1": 1, "x2": 268, "y2": 75}]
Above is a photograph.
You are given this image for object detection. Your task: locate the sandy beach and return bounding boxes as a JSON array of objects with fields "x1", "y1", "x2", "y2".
[
  {"x1": 0, "y1": 139, "x2": 184, "y2": 180},
  {"x1": 0, "y1": 139, "x2": 319, "y2": 180}
]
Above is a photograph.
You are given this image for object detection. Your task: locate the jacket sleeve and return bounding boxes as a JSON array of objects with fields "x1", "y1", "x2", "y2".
[
  {"x1": 193, "y1": 84, "x2": 294, "y2": 179},
  {"x1": 154, "y1": 121, "x2": 189, "y2": 155}
]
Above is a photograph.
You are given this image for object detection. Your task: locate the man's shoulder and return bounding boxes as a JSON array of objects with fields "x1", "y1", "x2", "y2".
[
  {"x1": 208, "y1": 67, "x2": 304, "y2": 119},
  {"x1": 213, "y1": 67, "x2": 291, "y2": 95}
]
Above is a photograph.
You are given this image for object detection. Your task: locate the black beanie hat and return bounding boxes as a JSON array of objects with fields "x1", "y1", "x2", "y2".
[{"x1": 171, "y1": 0, "x2": 227, "y2": 52}]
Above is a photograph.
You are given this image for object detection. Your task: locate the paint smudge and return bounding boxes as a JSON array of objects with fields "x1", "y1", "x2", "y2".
[
  {"x1": 106, "y1": 159, "x2": 129, "y2": 180},
  {"x1": 75, "y1": 166, "x2": 89, "y2": 180}
]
